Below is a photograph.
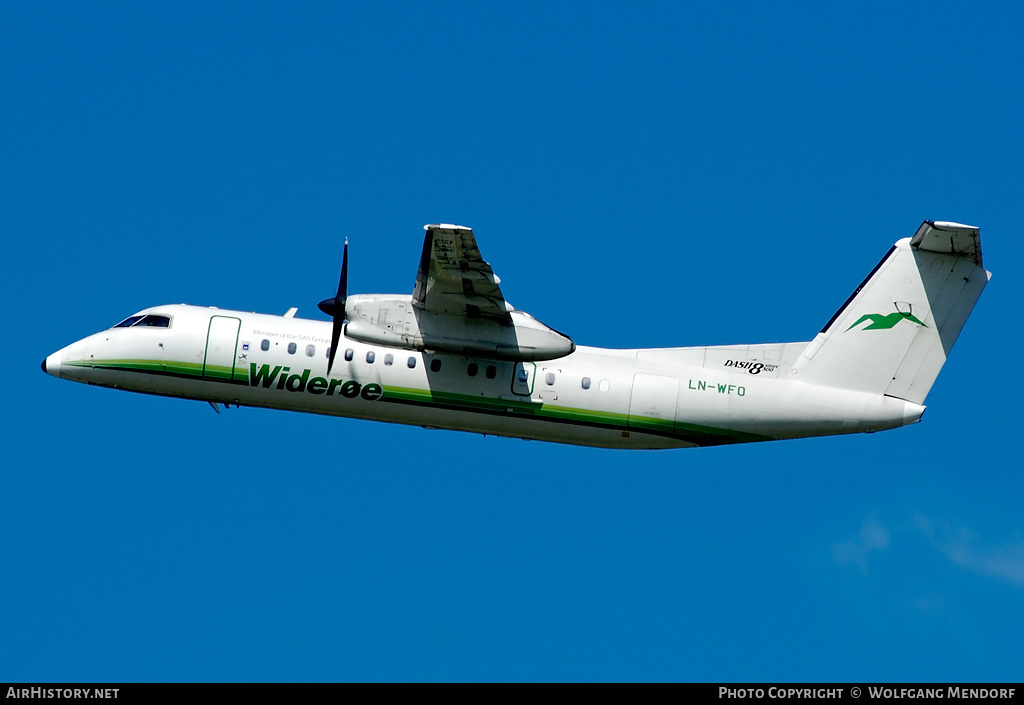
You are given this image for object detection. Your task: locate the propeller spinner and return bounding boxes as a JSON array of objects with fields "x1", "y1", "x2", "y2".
[{"x1": 318, "y1": 239, "x2": 348, "y2": 375}]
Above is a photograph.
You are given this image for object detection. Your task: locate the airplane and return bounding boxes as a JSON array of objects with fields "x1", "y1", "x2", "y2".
[{"x1": 42, "y1": 221, "x2": 989, "y2": 450}]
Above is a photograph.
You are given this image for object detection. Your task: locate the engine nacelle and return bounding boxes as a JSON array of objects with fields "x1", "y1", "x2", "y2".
[{"x1": 344, "y1": 294, "x2": 573, "y2": 361}]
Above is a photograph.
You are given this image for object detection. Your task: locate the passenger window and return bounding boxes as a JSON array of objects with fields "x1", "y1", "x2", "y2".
[
  {"x1": 581, "y1": 377, "x2": 591, "y2": 390},
  {"x1": 407, "y1": 357, "x2": 417, "y2": 369},
  {"x1": 344, "y1": 349, "x2": 354, "y2": 362},
  {"x1": 485, "y1": 365, "x2": 497, "y2": 379},
  {"x1": 261, "y1": 340, "x2": 270, "y2": 352},
  {"x1": 545, "y1": 373, "x2": 555, "y2": 386},
  {"x1": 366, "y1": 351, "x2": 375, "y2": 364},
  {"x1": 384, "y1": 354, "x2": 394, "y2": 366},
  {"x1": 467, "y1": 363, "x2": 478, "y2": 377},
  {"x1": 306, "y1": 345, "x2": 315, "y2": 357},
  {"x1": 430, "y1": 359, "x2": 442, "y2": 372},
  {"x1": 287, "y1": 342, "x2": 297, "y2": 355},
  {"x1": 599, "y1": 379, "x2": 610, "y2": 392}
]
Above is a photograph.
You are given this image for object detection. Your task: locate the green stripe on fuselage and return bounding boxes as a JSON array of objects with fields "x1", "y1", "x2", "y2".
[{"x1": 69, "y1": 359, "x2": 767, "y2": 445}]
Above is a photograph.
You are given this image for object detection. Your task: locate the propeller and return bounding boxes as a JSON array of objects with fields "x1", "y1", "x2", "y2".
[{"x1": 318, "y1": 239, "x2": 348, "y2": 376}]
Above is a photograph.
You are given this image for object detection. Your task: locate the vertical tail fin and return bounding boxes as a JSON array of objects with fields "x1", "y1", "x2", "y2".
[{"x1": 795, "y1": 221, "x2": 990, "y2": 404}]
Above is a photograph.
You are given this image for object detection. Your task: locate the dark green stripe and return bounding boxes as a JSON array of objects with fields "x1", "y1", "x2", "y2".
[
  {"x1": 66, "y1": 360, "x2": 249, "y2": 386},
  {"x1": 68, "y1": 360, "x2": 768, "y2": 445}
]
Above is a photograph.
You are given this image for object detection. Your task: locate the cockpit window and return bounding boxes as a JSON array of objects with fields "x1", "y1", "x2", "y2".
[
  {"x1": 112, "y1": 314, "x2": 171, "y2": 329},
  {"x1": 137, "y1": 315, "x2": 171, "y2": 327},
  {"x1": 113, "y1": 316, "x2": 145, "y2": 328}
]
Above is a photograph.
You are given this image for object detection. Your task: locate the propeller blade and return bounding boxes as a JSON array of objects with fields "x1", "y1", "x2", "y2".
[
  {"x1": 327, "y1": 316, "x2": 343, "y2": 376},
  {"x1": 320, "y1": 240, "x2": 349, "y2": 376},
  {"x1": 337, "y1": 239, "x2": 348, "y2": 300}
]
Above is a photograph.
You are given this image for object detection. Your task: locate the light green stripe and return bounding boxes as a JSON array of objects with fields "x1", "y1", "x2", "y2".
[
  {"x1": 66, "y1": 361, "x2": 768, "y2": 442},
  {"x1": 381, "y1": 384, "x2": 766, "y2": 441}
]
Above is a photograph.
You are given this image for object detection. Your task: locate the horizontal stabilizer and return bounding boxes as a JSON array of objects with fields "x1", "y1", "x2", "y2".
[{"x1": 910, "y1": 220, "x2": 983, "y2": 267}]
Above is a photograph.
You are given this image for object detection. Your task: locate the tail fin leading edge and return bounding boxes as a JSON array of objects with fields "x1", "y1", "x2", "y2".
[{"x1": 795, "y1": 221, "x2": 990, "y2": 404}]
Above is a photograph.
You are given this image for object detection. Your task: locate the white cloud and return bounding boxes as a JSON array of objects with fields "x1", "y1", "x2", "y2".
[
  {"x1": 915, "y1": 514, "x2": 1024, "y2": 589},
  {"x1": 832, "y1": 515, "x2": 890, "y2": 573}
]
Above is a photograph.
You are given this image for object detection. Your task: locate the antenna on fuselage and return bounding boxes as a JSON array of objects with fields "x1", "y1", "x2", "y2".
[{"x1": 318, "y1": 239, "x2": 349, "y2": 376}]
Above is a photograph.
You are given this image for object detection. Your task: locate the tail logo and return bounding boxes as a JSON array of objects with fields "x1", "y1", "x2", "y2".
[{"x1": 846, "y1": 310, "x2": 926, "y2": 331}]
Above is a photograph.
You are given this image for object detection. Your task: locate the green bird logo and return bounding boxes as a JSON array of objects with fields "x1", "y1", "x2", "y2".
[{"x1": 846, "y1": 310, "x2": 927, "y2": 331}]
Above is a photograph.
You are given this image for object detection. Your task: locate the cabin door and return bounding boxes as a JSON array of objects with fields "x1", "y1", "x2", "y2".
[
  {"x1": 628, "y1": 373, "x2": 679, "y2": 432},
  {"x1": 203, "y1": 316, "x2": 241, "y2": 381}
]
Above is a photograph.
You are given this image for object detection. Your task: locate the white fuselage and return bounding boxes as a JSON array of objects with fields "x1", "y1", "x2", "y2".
[{"x1": 43, "y1": 304, "x2": 923, "y2": 449}]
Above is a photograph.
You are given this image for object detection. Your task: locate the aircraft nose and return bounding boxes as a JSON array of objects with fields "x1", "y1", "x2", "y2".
[{"x1": 42, "y1": 352, "x2": 62, "y2": 378}]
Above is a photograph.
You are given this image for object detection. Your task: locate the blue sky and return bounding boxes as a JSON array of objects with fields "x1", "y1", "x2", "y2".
[{"x1": 3, "y1": 1, "x2": 1022, "y2": 682}]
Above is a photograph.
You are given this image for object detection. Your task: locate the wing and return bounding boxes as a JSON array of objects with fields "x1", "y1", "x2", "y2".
[
  {"x1": 412, "y1": 224, "x2": 512, "y2": 321},
  {"x1": 346, "y1": 223, "x2": 573, "y2": 360}
]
